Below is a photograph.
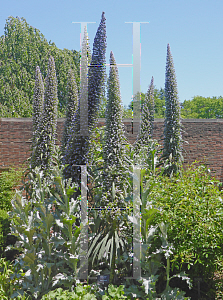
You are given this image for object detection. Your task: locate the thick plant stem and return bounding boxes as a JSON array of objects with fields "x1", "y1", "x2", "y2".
[
  {"x1": 110, "y1": 229, "x2": 116, "y2": 284},
  {"x1": 166, "y1": 257, "x2": 170, "y2": 290}
]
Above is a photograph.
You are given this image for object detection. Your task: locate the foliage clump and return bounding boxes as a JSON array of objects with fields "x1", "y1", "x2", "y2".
[
  {"x1": 0, "y1": 168, "x2": 23, "y2": 258},
  {"x1": 144, "y1": 161, "x2": 223, "y2": 298},
  {"x1": 8, "y1": 147, "x2": 81, "y2": 299},
  {"x1": 0, "y1": 16, "x2": 79, "y2": 117},
  {"x1": 181, "y1": 95, "x2": 223, "y2": 119}
]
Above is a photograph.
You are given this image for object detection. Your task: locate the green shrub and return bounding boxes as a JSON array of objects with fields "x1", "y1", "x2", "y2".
[
  {"x1": 0, "y1": 209, "x2": 10, "y2": 256},
  {"x1": 0, "y1": 257, "x2": 14, "y2": 298},
  {"x1": 9, "y1": 147, "x2": 81, "y2": 299},
  {"x1": 41, "y1": 285, "x2": 98, "y2": 299},
  {"x1": 0, "y1": 167, "x2": 23, "y2": 211},
  {"x1": 0, "y1": 168, "x2": 23, "y2": 257},
  {"x1": 145, "y1": 161, "x2": 223, "y2": 297},
  {"x1": 102, "y1": 284, "x2": 127, "y2": 299},
  {"x1": 0, "y1": 257, "x2": 31, "y2": 299}
]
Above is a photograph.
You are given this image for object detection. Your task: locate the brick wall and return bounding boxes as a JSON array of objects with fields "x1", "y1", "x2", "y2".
[{"x1": 1, "y1": 118, "x2": 223, "y2": 183}]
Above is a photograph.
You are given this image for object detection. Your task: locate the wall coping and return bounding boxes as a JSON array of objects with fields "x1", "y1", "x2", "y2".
[{"x1": 1, "y1": 118, "x2": 223, "y2": 123}]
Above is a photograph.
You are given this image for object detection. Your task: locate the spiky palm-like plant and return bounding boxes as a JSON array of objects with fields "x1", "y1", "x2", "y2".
[
  {"x1": 162, "y1": 44, "x2": 183, "y2": 177},
  {"x1": 63, "y1": 12, "x2": 106, "y2": 186},
  {"x1": 36, "y1": 55, "x2": 58, "y2": 172},
  {"x1": 134, "y1": 76, "x2": 155, "y2": 157},
  {"x1": 61, "y1": 69, "x2": 79, "y2": 156},
  {"x1": 31, "y1": 66, "x2": 44, "y2": 169}
]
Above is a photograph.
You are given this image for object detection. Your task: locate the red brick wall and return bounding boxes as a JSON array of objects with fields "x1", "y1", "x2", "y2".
[{"x1": 1, "y1": 118, "x2": 223, "y2": 183}]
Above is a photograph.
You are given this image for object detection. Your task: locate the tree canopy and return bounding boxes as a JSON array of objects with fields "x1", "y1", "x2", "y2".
[
  {"x1": 1, "y1": 16, "x2": 222, "y2": 120},
  {"x1": 124, "y1": 88, "x2": 165, "y2": 119},
  {"x1": 180, "y1": 95, "x2": 223, "y2": 119},
  {"x1": 0, "y1": 16, "x2": 79, "y2": 118}
]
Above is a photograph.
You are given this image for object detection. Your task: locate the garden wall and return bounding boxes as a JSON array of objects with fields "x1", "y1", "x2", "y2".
[{"x1": 1, "y1": 118, "x2": 223, "y2": 183}]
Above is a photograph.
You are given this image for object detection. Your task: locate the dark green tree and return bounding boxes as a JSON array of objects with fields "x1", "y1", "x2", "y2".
[
  {"x1": 181, "y1": 95, "x2": 223, "y2": 119},
  {"x1": 36, "y1": 56, "x2": 58, "y2": 172},
  {"x1": 61, "y1": 69, "x2": 79, "y2": 155},
  {"x1": 63, "y1": 12, "x2": 106, "y2": 185},
  {"x1": 154, "y1": 87, "x2": 165, "y2": 118},
  {"x1": 134, "y1": 76, "x2": 155, "y2": 155},
  {"x1": 0, "y1": 16, "x2": 79, "y2": 117},
  {"x1": 31, "y1": 66, "x2": 44, "y2": 169},
  {"x1": 162, "y1": 44, "x2": 183, "y2": 177}
]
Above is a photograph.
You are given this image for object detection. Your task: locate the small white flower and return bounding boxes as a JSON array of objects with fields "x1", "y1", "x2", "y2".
[
  {"x1": 37, "y1": 264, "x2": 44, "y2": 272},
  {"x1": 25, "y1": 269, "x2": 31, "y2": 277},
  {"x1": 55, "y1": 219, "x2": 64, "y2": 228}
]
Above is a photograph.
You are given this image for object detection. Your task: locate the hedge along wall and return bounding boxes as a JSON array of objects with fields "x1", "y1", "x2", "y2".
[{"x1": 1, "y1": 118, "x2": 223, "y2": 184}]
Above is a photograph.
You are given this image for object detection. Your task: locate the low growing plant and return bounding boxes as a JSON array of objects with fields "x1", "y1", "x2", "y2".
[
  {"x1": 102, "y1": 284, "x2": 127, "y2": 299},
  {"x1": 41, "y1": 284, "x2": 98, "y2": 300},
  {"x1": 0, "y1": 257, "x2": 31, "y2": 299},
  {"x1": 8, "y1": 147, "x2": 81, "y2": 299}
]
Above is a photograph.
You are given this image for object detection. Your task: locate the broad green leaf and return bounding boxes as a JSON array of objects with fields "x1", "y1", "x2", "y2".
[
  {"x1": 23, "y1": 253, "x2": 36, "y2": 266},
  {"x1": 98, "y1": 232, "x2": 110, "y2": 260}
]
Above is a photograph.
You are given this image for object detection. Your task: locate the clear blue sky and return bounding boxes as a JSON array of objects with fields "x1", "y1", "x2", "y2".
[{"x1": 1, "y1": 0, "x2": 223, "y2": 107}]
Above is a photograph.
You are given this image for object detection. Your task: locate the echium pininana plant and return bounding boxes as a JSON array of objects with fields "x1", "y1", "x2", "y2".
[
  {"x1": 162, "y1": 44, "x2": 183, "y2": 177},
  {"x1": 134, "y1": 76, "x2": 155, "y2": 157},
  {"x1": 88, "y1": 51, "x2": 133, "y2": 284},
  {"x1": 36, "y1": 55, "x2": 58, "y2": 173},
  {"x1": 63, "y1": 12, "x2": 106, "y2": 187},
  {"x1": 61, "y1": 69, "x2": 79, "y2": 156},
  {"x1": 31, "y1": 66, "x2": 44, "y2": 169},
  {"x1": 102, "y1": 51, "x2": 132, "y2": 206}
]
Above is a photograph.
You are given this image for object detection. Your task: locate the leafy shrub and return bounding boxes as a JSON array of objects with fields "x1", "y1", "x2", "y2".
[
  {"x1": 102, "y1": 284, "x2": 127, "y2": 299},
  {"x1": 0, "y1": 257, "x2": 31, "y2": 299},
  {"x1": 144, "y1": 161, "x2": 223, "y2": 297},
  {"x1": 0, "y1": 168, "x2": 23, "y2": 257},
  {"x1": 0, "y1": 209, "x2": 10, "y2": 255},
  {"x1": 8, "y1": 147, "x2": 81, "y2": 299},
  {"x1": 0, "y1": 167, "x2": 23, "y2": 211},
  {"x1": 41, "y1": 284, "x2": 98, "y2": 299},
  {"x1": 0, "y1": 257, "x2": 15, "y2": 298}
]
